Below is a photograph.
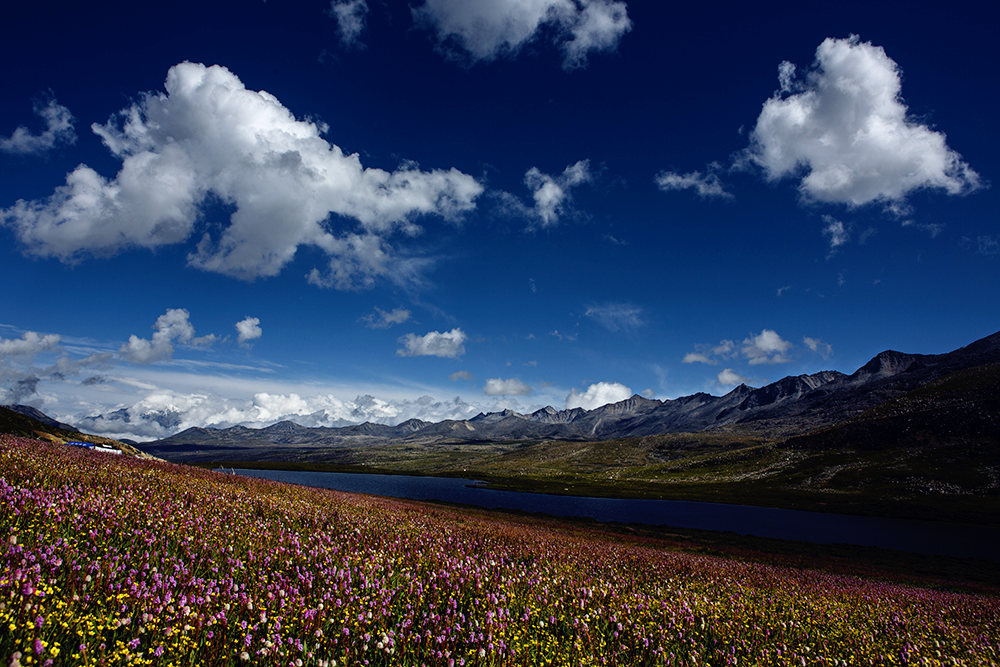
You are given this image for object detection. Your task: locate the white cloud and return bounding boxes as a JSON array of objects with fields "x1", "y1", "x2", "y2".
[
  {"x1": 803, "y1": 336, "x2": 833, "y2": 359},
  {"x1": 681, "y1": 339, "x2": 736, "y2": 365},
  {"x1": 741, "y1": 329, "x2": 792, "y2": 365},
  {"x1": 72, "y1": 387, "x2": 498, "y2": 441},
  {"x1": 119, "y1": 308, "x2": 203, "y2": 364},
  {"x1": 822, "y1": 216, "x2": 849, "y2": 249},
  {"x1": 236, "y1": 316, "x2": 262, "y2": 345},
  {"x1": 561, "y1": 0, "x2": 632, "y2": 69},
  {"x1": 655, "y1": 169, "x2": 731, "y2": 198},
  {"x1": 330, "y1": 0, "x2": 368, "y2": 46},
  {"x1": 717, "y1": 368, "x2": 749, "y2": 386},
  {"x1": 0, "y1": 328, "x2": 113, "y2": 405},
  {"x1": 363, "y1": 307, "x2": 411, "y2": 329},
  {"x1": 746, "y1": 36, "x2": 980, "y2": 207},
  {"x1": 0, "y1": 98, "x2": 76, "y2": 155},
  {"x1": 682, "y1": 352, "x2": 715, "y2": 365},
  {"x1": 397, "y1": 328, "x2": 467, "y2": 358},
  {"x1": 0, "y1": 331, "x2": 61, "y2": 357},
  {"x1": 413, "y1": 0, "x2": 631, "y2": 69},
  {"x1": 713, "y1": 340, "x2": 736, "y2": 356},
  {"x1": 565, "y1": 381, "x2": 631, "y2": 409},
  {"x1": 483, "y1": 377, "x2": 531, "y2": 395},
  {"x1": 584, "y1": 303, "x2": 643, "y2": 332},
  {"x1": 2, "y1": 63, "x2": 482, "y2": 289},
  {"x1": 449, "y1": 370, "x2": 473, "y2": 381},
  {"x1": 524, "y1": 160, "x2": 591, "y2": 228}
]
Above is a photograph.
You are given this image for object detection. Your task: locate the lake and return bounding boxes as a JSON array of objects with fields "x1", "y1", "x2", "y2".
[{"x1": 221, "y1": 468, "x2": 1000, "y2": 561}]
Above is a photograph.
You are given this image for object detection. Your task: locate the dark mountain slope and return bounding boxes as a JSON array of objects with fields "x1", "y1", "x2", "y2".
[{"x1": 2, "y1": 404, "x2": 77, "y2": 431}]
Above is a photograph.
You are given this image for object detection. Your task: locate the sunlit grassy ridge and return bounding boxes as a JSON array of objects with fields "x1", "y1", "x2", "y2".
[{"x1": 1, "y1": 436, "x2": 998, "y2": 666}]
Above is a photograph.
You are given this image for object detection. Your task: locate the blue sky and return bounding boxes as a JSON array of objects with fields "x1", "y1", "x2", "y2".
[{"x1": 1, "y1": 1, "x2": 997, "y2": 440}]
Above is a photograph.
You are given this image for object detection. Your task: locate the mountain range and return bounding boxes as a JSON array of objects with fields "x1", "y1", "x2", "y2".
[{"x1": 138, "y1": 330, "x2": 1000, "y2": 459}]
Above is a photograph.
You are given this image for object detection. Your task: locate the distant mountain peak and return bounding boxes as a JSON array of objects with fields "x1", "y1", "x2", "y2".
[{"x1": 133, "y1": 329, "x2": 1000, "y2": 458}]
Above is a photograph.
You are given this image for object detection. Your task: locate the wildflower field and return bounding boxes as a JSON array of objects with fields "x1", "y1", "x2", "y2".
[{"x1": 1, "y1": 436, "x2": 998, "y2": 666}]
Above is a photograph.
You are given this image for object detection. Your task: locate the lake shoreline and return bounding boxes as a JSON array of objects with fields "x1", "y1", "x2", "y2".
[
  {"x1": 215, "y1": 466, "x2": 1000, "y2": 567},
  {"x1": 196, "y1": 457, "x2": 999, "y2": 526},
  {"x1": 210, "y1": 465, "x2": 1000, "y2": 593}
]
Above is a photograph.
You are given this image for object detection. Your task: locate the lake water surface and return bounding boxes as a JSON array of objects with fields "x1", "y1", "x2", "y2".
[{"x1": 223, "y1": 468, "x2": 999, "y2": 561}]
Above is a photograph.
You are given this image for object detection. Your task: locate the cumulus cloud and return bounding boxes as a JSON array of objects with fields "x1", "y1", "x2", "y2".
[
  {"x1": 746, "y1": 35, "x2": 980, "y2": 208},
  {"x1": 449, "y1": 370, "x2": 473, "y2": 381},
  {"x1": 584, "y1": 303, "x2": 643, "y2": 332},
  {"x1": 120, "y1": 308, "x2": 205, "y2": 364},
  {"x1": 397, "y1": 328, "x2": 467, "y2": 358},
  {"x1": 483, "y1": 377, "x2": 531, "y2": 395},
  {"x1": 330, "y1": 0, "x2": 368, "y2": 46},
  {"x1": 0, "y1": 331, "x2": 61, "y2": 357},
  {"x1": 2, "y1": 63, "x2": 482, "y2": 289},
  {"x1": 0, "y1": 98, "x2": 76, "y2": 155},
  {"x1": 236, "y1": 316, "x2": 262, "y2": 345},
  {"x1": 717, "y1": 368, "x2": 749, "y2": 387},
  {"x1": 363, "y1": 307, "x2": 411, "y2": 329},
  {"x1": 803, "y1": 336, "x2": 833, "y2": 359},
  {"x1": 655, "y1": 169, "x2": 731, "y2": 198},
  {"x1": 741, "y1": 329, "x2": 792, "y2": 365},
  {"x1": 565, "y1": 381, "x2": 631, "y2": 410},
  {"x1": 522, "y1": 160, "x2": 591, "y2": 228},
  {"x1": 822, "y1": 216, "x2": 849, "y2": 249},
  {"x1": 413, "y1": 0, "x2": 631, "y2": 69}
]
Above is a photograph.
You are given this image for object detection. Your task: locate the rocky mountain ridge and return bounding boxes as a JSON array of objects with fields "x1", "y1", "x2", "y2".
[{"x1": 141, "y1": 330, "x2": 1000, "y2": 455}]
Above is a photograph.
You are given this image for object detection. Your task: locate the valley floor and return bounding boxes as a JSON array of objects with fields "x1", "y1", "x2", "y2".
[{"x1": 190, "y1": 426, "x2": 1000, "y2": 526}]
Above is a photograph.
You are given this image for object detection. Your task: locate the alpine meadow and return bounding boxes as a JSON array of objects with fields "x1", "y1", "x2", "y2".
[{"x1": 1, "y1": 2, "x2": 998, "y2": 666}]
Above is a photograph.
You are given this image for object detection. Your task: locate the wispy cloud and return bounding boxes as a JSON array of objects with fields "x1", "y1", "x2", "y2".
[
  {"x1": 413, "y1": 0, "x2": 632, "y2": 69},
  {"x1": 681, "y1": 339, "x2": 736, "y2": 365},
  {"x1": 655, "y1": 167, "x2": 731, "y2": 199},
  {"x1": 0, "y1": 97, "x2": 76, "y2": 155},
  {"x1": 803, "y1": 336, "x2": 833, "y2": 359},
  {"x1": 585, "y1": 303, "x2": 644, "y2": 332},
  {"x1": 483, "y1": 377, "x2": 531, "y2": 396},
  {"x1": 329, "y1": 0, "x2": 368, "y2": 47},
  {"x1": 363, "y1": 307, "x2": 412, "y2": 329},
  {"x1": 822, "y1": 216, "x2": 849, "y2": 251}
]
